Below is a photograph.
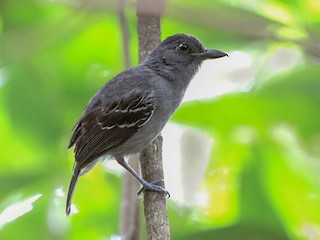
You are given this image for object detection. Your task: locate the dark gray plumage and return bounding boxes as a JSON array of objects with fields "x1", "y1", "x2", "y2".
[{"x1": 66, "y1": 34, "x2": 227, "y2": 215}]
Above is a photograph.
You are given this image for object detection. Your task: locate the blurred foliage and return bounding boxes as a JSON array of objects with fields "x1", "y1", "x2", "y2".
[{"x1": 0, "y1": 0, "x2": 320, "y2": 239}]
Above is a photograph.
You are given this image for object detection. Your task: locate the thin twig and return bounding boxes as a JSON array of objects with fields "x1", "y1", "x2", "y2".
[
  {"x1": 118, "y1": 0, "x2": 131, "y2": 69},
  {"x1": 120, "y1": 154, "x2": 141, "y2": 240},
  {"x1": 118, "y1": 1, "x2": 140, "y2": 239}
]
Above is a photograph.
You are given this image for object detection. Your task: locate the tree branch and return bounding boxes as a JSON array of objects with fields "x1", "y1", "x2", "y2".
[
  {"x1": 136, "y1": 0, "x2": 170, "y2": 239},
  {"x1": 140, "y1": 136, "x2": 170, "y2": 240}
]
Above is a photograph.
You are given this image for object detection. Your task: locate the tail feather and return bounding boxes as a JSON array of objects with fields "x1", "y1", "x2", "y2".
[{"x1": 66, "y1": 164, "x2": 81, "y2": 216}]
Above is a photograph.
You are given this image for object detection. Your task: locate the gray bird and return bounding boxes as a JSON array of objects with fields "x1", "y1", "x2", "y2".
[{"x1": 66, "y1": 33, "x2": 227, "y2": 215}]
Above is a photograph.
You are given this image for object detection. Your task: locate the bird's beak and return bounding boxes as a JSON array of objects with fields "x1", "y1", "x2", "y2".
[
  {"x1": 192, "y1": 49, "x2": 228, "y2": 59},
  {"x1": 202, "y1": 49, "x2": 228, "y2": 59}
]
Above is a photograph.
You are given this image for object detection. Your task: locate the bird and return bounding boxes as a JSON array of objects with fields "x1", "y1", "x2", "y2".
[{"x1": 66, "y1": 33, "x2": 227, "y2": 215}]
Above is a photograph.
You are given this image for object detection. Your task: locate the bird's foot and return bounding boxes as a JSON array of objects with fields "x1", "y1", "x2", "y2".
[{"x1": 137, "y1": 179, "x2": 170, "y2": 198}]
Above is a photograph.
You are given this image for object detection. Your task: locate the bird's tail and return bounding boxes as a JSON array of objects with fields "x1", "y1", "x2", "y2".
[{"x1": 66, "y1": 163, "x2": 81, "y2": 216}]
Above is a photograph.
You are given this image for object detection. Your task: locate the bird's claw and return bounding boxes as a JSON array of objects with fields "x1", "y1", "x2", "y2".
[{"x1": 137, "y1": 179, "x2": 170, "y2": 198}]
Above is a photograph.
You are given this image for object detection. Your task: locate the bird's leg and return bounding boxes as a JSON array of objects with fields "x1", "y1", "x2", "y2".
[
  {"x1": 116, "y1": 157, "x2": 170, "y2": 197},
  {"x1": 136, "y1": 179, "x2": 170, "y2": 197}
]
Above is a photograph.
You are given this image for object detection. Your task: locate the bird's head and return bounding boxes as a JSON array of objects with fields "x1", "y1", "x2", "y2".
[{"x1": 146, "y1": 34, "x2": 228, "y2": 68}]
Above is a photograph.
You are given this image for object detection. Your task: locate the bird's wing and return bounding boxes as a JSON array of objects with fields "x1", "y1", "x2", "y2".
[{"x1": 68, "y1": 89, "x2": 155, "y2": 168}]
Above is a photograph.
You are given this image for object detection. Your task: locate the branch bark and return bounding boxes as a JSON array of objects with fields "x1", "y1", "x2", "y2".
[
  {"x1": 137, "y1": 0, "x2": 170, "y2": 240},
  {"x1": 137, "y1": 0, "x2": 170, "y2": 239},
  {"x1": 140, "y1": 136, "x2": 170, "y2": 240}
]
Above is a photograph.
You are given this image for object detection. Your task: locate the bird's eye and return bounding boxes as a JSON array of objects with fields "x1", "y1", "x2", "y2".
[{"x1": 178, "y1": 43, "x2": 190, "y2": 53}]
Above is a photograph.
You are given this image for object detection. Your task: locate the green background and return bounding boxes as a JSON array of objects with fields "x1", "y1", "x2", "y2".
[{"x1": 1, "y1": 0, "x2": 320, "y2": 239}]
